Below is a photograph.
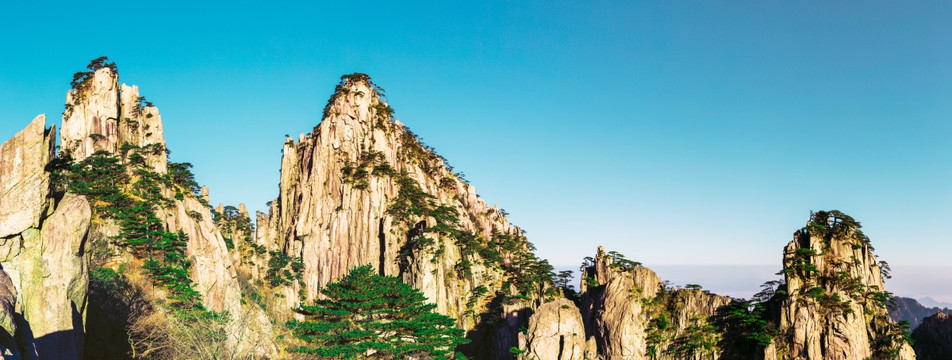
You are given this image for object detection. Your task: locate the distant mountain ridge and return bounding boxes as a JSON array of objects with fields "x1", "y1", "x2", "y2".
[{"x1": 890, "y1": 296, "x2": 952, "y2": 330}]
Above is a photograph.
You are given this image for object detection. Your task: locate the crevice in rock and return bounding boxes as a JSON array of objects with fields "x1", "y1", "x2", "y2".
[
  {"x1": 558, "y1": 335, "x2": 565, "y2": 359},
  {"x1": 377, "y1": 217, "x2": 386, "y2": 276}
]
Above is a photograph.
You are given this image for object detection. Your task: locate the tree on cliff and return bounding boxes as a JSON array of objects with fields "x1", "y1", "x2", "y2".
[{"x1": 287, "y1": 265, "x2": 470, "y2": 359}]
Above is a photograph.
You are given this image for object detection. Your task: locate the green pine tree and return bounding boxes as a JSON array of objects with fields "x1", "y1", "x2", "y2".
[{"x1": 287, "y1": 265, "x2": 470, "y2": 359}]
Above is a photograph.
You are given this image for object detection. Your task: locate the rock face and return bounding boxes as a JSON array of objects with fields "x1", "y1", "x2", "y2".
[
  {"x1": 519, "y1": 298, "x2": 593, "y2": 360},
  {"x1": 0, "y1": 116, "x2": 91, "y2": 359},
  {"x1": 62, "y1": 68, "x2": 166, "y2": 173},
  {"x1": 578, "y1": 246, "x2": 732, "y2": 359},
  {"x1": 890, "y1": 297, "x2": 950, "y2": 330},
  {"x1": 59, "y1": 65, "x2": 274, "y2": 356},
  {"x1": 770, "y1": 211, "x2": 914, "y2": 360},
  {"x1": 0, "y1": 115, "x2": 54, "y2": 238},
  {"x1": 912, "y1": 312, "x2": 952, "y2": 360},
  {"x1": 256, "y1": 74, "x2": 535, "y2": 337}
]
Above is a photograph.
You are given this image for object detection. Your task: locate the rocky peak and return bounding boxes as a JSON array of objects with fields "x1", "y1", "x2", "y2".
[
  {"x1": 55, "y1": 59, "x2": 275, "y2": 356},
  {"x1": 773, "y1": 210, "x2": 914, "y2": 359},
  {"x1": 61, "y1": 62, "x2": 166, "y2": 173},
  {"x1": 577, "y1": 246, "x2": 731, "y2": 359},
  {"x1": 255, "y1": 73, "x2": 551, "y2": 357}
]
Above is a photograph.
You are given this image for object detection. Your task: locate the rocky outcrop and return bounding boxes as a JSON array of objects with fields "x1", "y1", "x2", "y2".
[
  {"x1": 18, "y1": 194, "x2": 90, "y2": 359},
  {"x1": 579, "y1": 246, "x2": 732, "y2": 359},
  {"x1": 0, "y1": 116, "x2": 92, "y2": 359},
  {"x1": 890, "y1": 297, "x2": 950, "y2": 330},
  {"x1": 770, "y1": 211, "x2": 914, "y2": 360},
  {"x1": 0, "y1": 115, "x2": 54, "y2": 238},
  {"x1": 519, "y1": 298, "x2": 594, "y2": 360},
  {"x1": 912, "y1": 312, "x2": 952, "y2": 360},
  {"x1": 257, "y1": 73, "x2": 540, "y2": 344},
  {"x1": 62, "y1": 67, "x2": 166, "y2": 172},
  {"x1": 59, "y1": 64, "x2": 274, "y2": 356}
]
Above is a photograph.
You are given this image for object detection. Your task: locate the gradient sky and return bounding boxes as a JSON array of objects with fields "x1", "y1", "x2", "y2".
[{"x1": 1, "y1": 2, "x2": 950, "y2": 278}]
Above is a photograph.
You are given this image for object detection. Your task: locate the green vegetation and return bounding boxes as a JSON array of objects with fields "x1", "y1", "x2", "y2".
[
  {"x1": 287, "y1": 265, "x2": 469, "y2": 359},
  {"x1": 804, "y1": 210, "x2": 873, "y2": 251},
  {"x1": 66, "y1": 56, "x2": 118, "y2": 108},
  {"x1": 341, "y1": 151, "x2": 395, "y2": 189},
  {"x1": 265, "y1": 250, "x2": 304, "y2": 291}
]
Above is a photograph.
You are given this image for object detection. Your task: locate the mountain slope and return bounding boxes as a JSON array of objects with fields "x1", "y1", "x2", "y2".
[{"x1": 251, "y1": 74, "x2": 554, "y2": 357}]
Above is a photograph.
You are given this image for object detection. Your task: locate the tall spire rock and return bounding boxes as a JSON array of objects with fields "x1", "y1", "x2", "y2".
[
  {"x1": 61, "y1": 63, "x2": 166, "y2": 173},
  {"x1": 769, "y1": 210, "x2": 915, "y2": 359},
  {"x1": 257, "y1": 73, "x2": 550, "y2": 355}
]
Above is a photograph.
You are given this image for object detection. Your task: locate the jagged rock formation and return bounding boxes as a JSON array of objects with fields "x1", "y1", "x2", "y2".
[
  {"x1": 518, "y1": 298, "x2": 594, "y2": 360},
  {"x1": 578, "y1": 247, "x2": 732, "y2": 359},
  {"x1": 0, "y1": 115, "x2": 91, "y2": 359},
  {"x1": 61, "y1": 68, "x2": 166, "y2": 172},
  {"x1": 912, "y1": 312, "x2": 952, "y2": 360},
  {"x1": 255, "y1": 74, "x2": 550, "y2": 357},
  {"x1": 768, "y1": 211, "x2": 914, "y2": 360},
  {"x1": 890, "y1": 297, "x2": 950, "y2": 330},
  {"x1": 59, "y1": 63, "x2": 274, "y2": 357}
]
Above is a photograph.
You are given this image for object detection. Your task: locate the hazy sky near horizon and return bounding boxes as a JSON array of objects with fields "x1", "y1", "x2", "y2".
[{"x1": 1, "y1": 2, "x2": 950, "y2": 271}]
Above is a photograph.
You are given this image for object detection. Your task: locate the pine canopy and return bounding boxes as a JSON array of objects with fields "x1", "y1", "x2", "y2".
[{"x1": 288, "y1": 265, "x2": 469, "y2": 359}]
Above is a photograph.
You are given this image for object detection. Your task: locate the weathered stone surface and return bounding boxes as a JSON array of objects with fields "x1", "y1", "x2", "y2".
[
  {"x1": 19, "y1": 194, "x2": 90, "y2": 360},
  {"x1": 580, "y1": 247, "x2": 659, "y2": 359},
  {"x1": 0, "y1": 115, "x2": 54, "y2": 238},
  {"x1": 579, "y1": 246, "x2": 733, "y2": 359},
  {"x1": 61, "y1": 69, "x2": 167, "y2": 173},
  {"x1": 0, "y1": 267, "x2": 17, "y2": 355},
  {"x1": 61, "y1": 68, "x2": 120, "y2": 161},
  {"x1": 773, "y1": 213, "x2": 915, "y2": 360},
  {"x1": 520, "y1": 298, "x2": 590, "y2": 360},
  {"x1": 257, "y1": 76, "x2": 528, "y2": 337}
]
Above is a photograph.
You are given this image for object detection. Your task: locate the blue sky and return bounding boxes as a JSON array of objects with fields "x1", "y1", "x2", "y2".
[{"x1": 1, "y1": 1, "x2": 950, "y2": 275}]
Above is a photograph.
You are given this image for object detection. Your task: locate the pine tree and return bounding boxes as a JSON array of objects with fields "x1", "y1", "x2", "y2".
[{"x1": 287, "y1": 265, "x2": 469, "y2": 359}]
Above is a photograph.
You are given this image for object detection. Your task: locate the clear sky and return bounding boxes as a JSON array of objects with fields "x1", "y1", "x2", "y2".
[{"x1": 1, "y1": 2, "x2": 950, "y2": 275}]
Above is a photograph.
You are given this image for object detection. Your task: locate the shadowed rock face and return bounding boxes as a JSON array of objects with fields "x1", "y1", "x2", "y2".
[
  {"x1": 0, "y1": 116, "x2": 91, "y2": 359},
  {"x1": 912, "y1": 312, "x2": 952, "y2": 360}
]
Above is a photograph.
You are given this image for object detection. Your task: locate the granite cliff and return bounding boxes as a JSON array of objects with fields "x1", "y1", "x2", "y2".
[
  {"x1": 0, "y1": 115, "x2": 90, "y2": 359},
  {"x1": 763, "y1": 211, "x2": 915, "y2": 360},
  {"x1": 250, "y1": 73, "x2": 554, "y2": 358}
]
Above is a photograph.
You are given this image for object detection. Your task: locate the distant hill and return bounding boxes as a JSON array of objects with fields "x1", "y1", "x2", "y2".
[
  {"x1": 890, "y1": 296, "x2": 952, "y2": 330},
  {"x1": 918, "y1": 297, "x2": 952, "y2": 309}
]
